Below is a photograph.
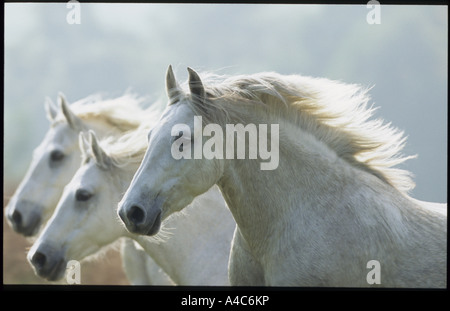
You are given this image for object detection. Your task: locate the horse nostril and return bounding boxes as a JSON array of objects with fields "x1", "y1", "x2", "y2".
[
  {"x1": 11, "y1": 210, "x2": 22, "y2": 226},
  {"x1": 31, "y1": 251, "x2": 47, "y2": 269},
  {"x1": 127, "y1": 205, "x2": 145, "y2": 225}
]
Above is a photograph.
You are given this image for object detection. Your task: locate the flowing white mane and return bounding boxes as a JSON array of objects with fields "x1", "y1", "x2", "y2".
[
  {"x1": 100, "y1": 122, "x2": 154, "y2": 168},
  {"x1": 53, "y1": 93, "x2": 160, "y2": 132},
  {"x1": 68, "y1": 93, "x2": 161, "y2": 168},
  {"x1": 180, "y1": 72, "x2": 416, "y2": 193}
]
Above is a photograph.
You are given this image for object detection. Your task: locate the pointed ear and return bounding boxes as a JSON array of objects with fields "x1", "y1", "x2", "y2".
[
  {"x1": 78, "y1": 131, "x2": 90, "y2": 156},
  {"x1": 59, "y1": 93, "x2": 85, "y2": 131},
  {"x1": 187, "y1": 67, "x2": 205, "y2": 102},
  {"x1": 44, "y1": 96, "x2": 58, "y2": 122},
  {"x1": 88, "y1": 130, "x2": 111, "y2": 169},
  {"x1": 166, "y1": 65, "x2": 183, "y2": 105}
]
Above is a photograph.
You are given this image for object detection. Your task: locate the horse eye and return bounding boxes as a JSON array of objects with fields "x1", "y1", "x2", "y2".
[
  {"x1": 75, "y1": 189, "x2": 93, "y2": 202},
  {"x1": 50, "y1": 150, "x2": 65, "y2": 162}
]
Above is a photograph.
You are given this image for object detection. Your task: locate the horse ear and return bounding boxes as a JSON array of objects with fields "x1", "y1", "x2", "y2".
[
  {"x1": 187, "y1": 67, "x2": 205, "y2": 102},
  {"x1": 44, "y1": 96, "x2": 58, "y2": 122},
  {"x1": 166, "y1": 65, "x2": 183, "y2": 105},
  {"x1": 88, "y1": 130, "x2": 111, "y2": 169},
  {"x1": 59, "y1": 93, "x2": 85, "y2": 131},
  {"x1": 78, "y1": 132, "x2": 90, "y2": 156}
]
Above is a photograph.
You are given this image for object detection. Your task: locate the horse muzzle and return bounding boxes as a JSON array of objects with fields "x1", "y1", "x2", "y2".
[
  {"x1": 118, "y1": 198, "x2": 163, "y2": 236},
  {"x1": 6, "y1": 200, "x2": 42, "y2": 237},
  {"x1": 27, "y1": 243, "x2": 67, "y2": 281}
]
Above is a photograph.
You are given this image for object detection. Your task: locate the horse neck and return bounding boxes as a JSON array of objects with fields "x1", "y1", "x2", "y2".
[
  {"x1": 216, "y1": 118, "x2": 413, "y2": 257},
  {"x1": 212, "y1": 108, "x2": 446, "y2": 286}
]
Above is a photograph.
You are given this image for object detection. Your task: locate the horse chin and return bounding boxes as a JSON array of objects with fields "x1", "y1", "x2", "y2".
[
  {"x1": 144, "y1": 211, "x2": 162, "y2": 236},
  {"x1": 44, "y1": 259, "x2": 67, "y2": 282},
  {"x1": 20, "y1": 216, "x2": 41, "y2": 237},
  {"x1": 34, "y1": 257, "x2": 67, "y2": 282},
  {"x1": 28, "y1": 243, "x2": 67, "y2": 282}
]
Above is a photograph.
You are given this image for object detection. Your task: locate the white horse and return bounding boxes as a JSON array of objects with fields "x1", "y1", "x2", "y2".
[
  {"x1": 5, "y1": 94, "x2": 170, "y2": 285},
  {"x1": 118, "y1": 66, "x2": 447, "y2": 287},
  {"x1": 27, "y1": 128, "x2": 235, "y2": 285},
  {"x1": 6, "y1": 93, "x2": 148, "y2": 235}
]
